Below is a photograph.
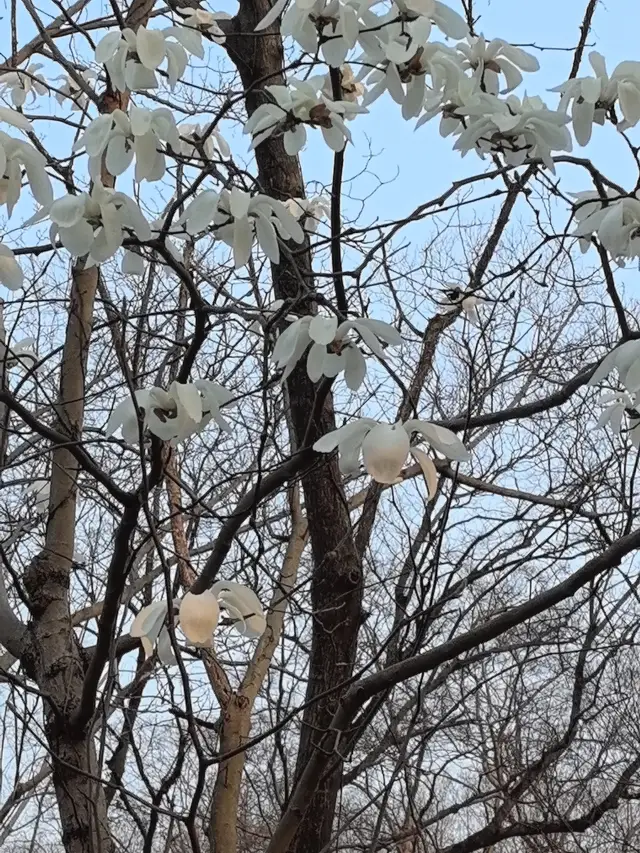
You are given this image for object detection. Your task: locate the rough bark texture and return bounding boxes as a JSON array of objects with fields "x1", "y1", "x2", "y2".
[
  {"x1": 224, "y1": 10, "x2": 363, "y2": 849},
  {"x1": 23, "y1": 261, "x2": 111, "y2": 853},
  {"x1": 17, "y1": 4, "x2": 156, "y2": 850}
]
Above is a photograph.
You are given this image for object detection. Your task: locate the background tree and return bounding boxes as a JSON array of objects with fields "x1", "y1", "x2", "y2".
[{"x1": 2, "y1": 0, "x2": 640, "y2": 852}]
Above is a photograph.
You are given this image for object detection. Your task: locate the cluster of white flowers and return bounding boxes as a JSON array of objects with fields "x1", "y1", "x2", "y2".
[
  {"x1": 0, "y1": 63, "x2": 47, "y2": 106},
  {"x1": 131, "y1": 581, "x2": 266, "y2": 665},
  {"x1": 74, "y1": 106, "x2": 181, "y2": 182},
  {"x1": 313, "y1": 417, "x2": 469, "y2": 494},
  {"x1": 27, "y1": 183, "x2": 151, "y2": 265},
  {"x1": 177, "y1": 187, "x2": 305, "y2": 267},
  {"x1": 244, "y1": 76, "x2": 367, "y2": 154},
  {"x1": 94, "y1": 23, "x2": 216, "y2": 91},
  {"x1": 53, "y1": 70, "x2": 97, "y2": 112},
  {"x1": 571, "y1": 190, "x2": 640, "y2": 263},
  {"x1": 106, "y1": 379, "x2": 233, "y2": 445},
  {"x1": 552, "y1": 53, "x2": 640, "y2": 144},
  {"x1": 271, "y1": 312, "x2": 402, "y2": 388},
  {"x1": 589, "y1": 341, "x2": 640, "y2": 447}
]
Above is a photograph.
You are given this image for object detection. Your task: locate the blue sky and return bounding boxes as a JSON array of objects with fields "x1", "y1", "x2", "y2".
[{"x1": 287, "y1": 0, "x2": 640, "y2": 251}]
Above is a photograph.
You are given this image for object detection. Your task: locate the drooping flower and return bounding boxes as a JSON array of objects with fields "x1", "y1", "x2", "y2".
[
  {"x1": 450, "y1": 92, "x2": 572, "y2": 171},
  {"x1": 271, "y1": 313, "x2": 402, "y2": 388},
  {"x1": 94, "y1": 25, "x2": 197, "y2": 91},
  {"x1": 130, "y1": 581, "x2": 266, "y2": 660},
  {"x1": 588, "y1": 340, "x2": 640, "y2": 393},
  {"x1": 33, "y1": 183, "x2": 152, "y2": 265},
  {"x1": 571, "y1": 191, "x2": 640, "y2": 263},
  {"x1": 361, "y1": 43, "x2": 463, "y2": 120},
  {"x1": 174, "y1": 6, "x2": 228, "y2": 48},
  {"x1": 455, "y1": 36, "x2": 539, "y2": 95},
  {"x1": 322, "y1": 65, "x2": 366, "y2": 104},
  {"x1": 53, "y1": 70, "x2": 97, "y2": 112},
  {"x1": 74, "y1": 107, "x2": 181, "y2": 183},
  {"x1": 313, "y1": 417, "x2": 469, "y2": 494},
  {"x1": 105, "y1": 378, "x2": 234, "y2": 444},
  {"x1": 284, "y1": 195, "x2": 331, "y2": 232},
  {"x1": 179, "y1": 591, "x2": 220, "y2": 645},
  {"x1": 610, "y1": 61, "x2": 640, "y2": 130},
  {"x1": 0, "y1": 131, "x2": 53, "y2": 215},
  {"x1": 0, "y1": 63, "x2": 47, "y2": 106},
  {"x1": 244, "y1": 77, "x2": 367, "y2": 154},
  {"x1": 178, "y1": 187, "x2": 305, "y2": 268},
  {"x1": 439, "y1": 286, "x2": 481, "y2": 326},
  {"x1": 551, "y1": 52, "x2": 618, "y2": 146}
]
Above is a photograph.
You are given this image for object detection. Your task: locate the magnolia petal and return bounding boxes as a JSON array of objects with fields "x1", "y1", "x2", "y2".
[
  {"x1": 255, "y1": 0, "x2": 289, "y2": 31},
  {"x1": 410, "y1": 447, "x2": 439, "y2": 499},
  {"x1": 95, "y1": 30, "x2": 123, "y2": 63},
  {"x1": 59, "y1": 220, "x2": 95, "y2": 257},
  {"x1": 49, "y1": 193, "x2": 86, "y2": 227},
  {"x1": 136, "y1": 27, "x2": 167, "y2": 70},
  {"x1": 179, "y1": 591, "x2": 220, "y2": 644},
  {"x1": 306, "y1": 341, "x2": 327, "y2": 382},
  {"x1": 171, "y1": 380, "x2": 203, "y2": 423},
  {"x1": 313, "y1": 418, "x2": 376, "y2": 453},
  {"x1": 122, "y1": 250, "x2": 145, "y2": 275},
  {"x1": 406, "y1": 420, "x2": 470, "y2": 462},
  {"x1": 343, "y1": 345, "x2": 367, "y2": 391},
  {"x1": 362, "y1": 423, "x2": 410, "y2": 484},
  {"x1": 130, "y1": 601, "x2": 167, "y2": 639},
  {"x1": 309, "y1": 315, "x2": 338, "y2": 345},
  {"x1": 254, "y1": 213, "x2": 280, "y2": 262},
  {"x1": 0, "y1": 244, "x2": 23, "y2": 290},
  {"x1": 232, "y1": 216, "x2": 254, "y2": 269},
  {"x1": 211, "y1": 581, "x2": 266, "y2": 638}
]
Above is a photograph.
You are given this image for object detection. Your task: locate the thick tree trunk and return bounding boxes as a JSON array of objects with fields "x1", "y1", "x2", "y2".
[
  {"x1": 24, "y1": 261, "x2": 112, "y2": 853},
  {"x1": 224, "y1": 9, "x2": 363, "y2": 851}
]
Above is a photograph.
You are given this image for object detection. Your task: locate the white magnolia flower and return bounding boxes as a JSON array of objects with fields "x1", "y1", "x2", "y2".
[
  {"x1": 450, "y1": 92, "x2": 572, "y2": 171},
  {"x1": 34, "y1": 183, "x2": 151, "y2": 265},
  {"x1": 74, "y1": 107, "x2": 180, "y2": 183},
  {"x1": 551, "y1": 52, "x2": 618, "y2": 145},
  {"x1": 211, "y1": 580, "x2": 267, "y2": 637},
  {"x1": 456, "y1": 36, "x2": 539, "y2": 96},
  {"x1": 130, "y1": 600, "x2": 176, "y2": 664},
  {"x1": 589, "y1": 340, "x2": 640, "y2": 393},
  {"x1": 131, "y1": 581, "x2": 265, "y2": 660},
  {"x1": 0, "y1": 63, "x2": 47, "y2": 107},
  {"x1": 178, "y1": 187, "x2": 305, "y2": 268},
  {"x1": 94, "y1": 26, "x2": 196, "y2": 91},
  {"x1": 439, "y1": 287, "x2": 481, "y2": 326},
  {"x1": 571, "y1": 191, "x2": 640, "y2": 262},
  {"x1": 594, "y1": 390, "x2": 640, "y2": 449},
  {"x1": 362, "y1": 43, "x2": 462, "y2": 120},
  {"x1": 284, "y1": 195, "x2": 331, "y2": 232},
  {"x1": 179, "y1": 122, "x2": 231, "y2": 160},
  {"x1": 0, "y1": 243, "x2": 24, "y2": 290},
  {"x1": 106, "y1": 378, "x2": 233, "y2": 444},
  {"x1": 175, "y1": 6, "x2": 228, "y2": 47},
  {"x1": 179, "y1": 591, "x2": 220, "y2": 645},
  {"x1": 272, "y1": 313, "x2": 402, "y2": 388},
  {"x1": 0, "y1": 131, "x2": 53, "y2": 216},
  {"x1": 313, "y1": 417, "x2": 469, "y2": 494},
  {"x1": 244, "y1": 77, "x2": 367, "y2": 154},
  {"x1": 322, "y1": 65, "x2": 366, "y2": 104},
  {"x1": 23, "y1": 479, "x2": 50, "y2": 515},
  {"x1": 53, "y1": 70, "x2": 97, "y2": 111},
  {"x1": 610, "y1": 61, "x2": 640, "y2": 130}
]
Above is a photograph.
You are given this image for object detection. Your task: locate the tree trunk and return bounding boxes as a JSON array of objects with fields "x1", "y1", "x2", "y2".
[{"x1": 224, "y1": 8, "x2": 363, "y2": 851}]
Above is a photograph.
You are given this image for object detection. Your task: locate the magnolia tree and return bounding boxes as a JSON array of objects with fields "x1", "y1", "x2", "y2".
[{"x1": 3, "y1": 0, "x2": 640, "y2": 850}]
